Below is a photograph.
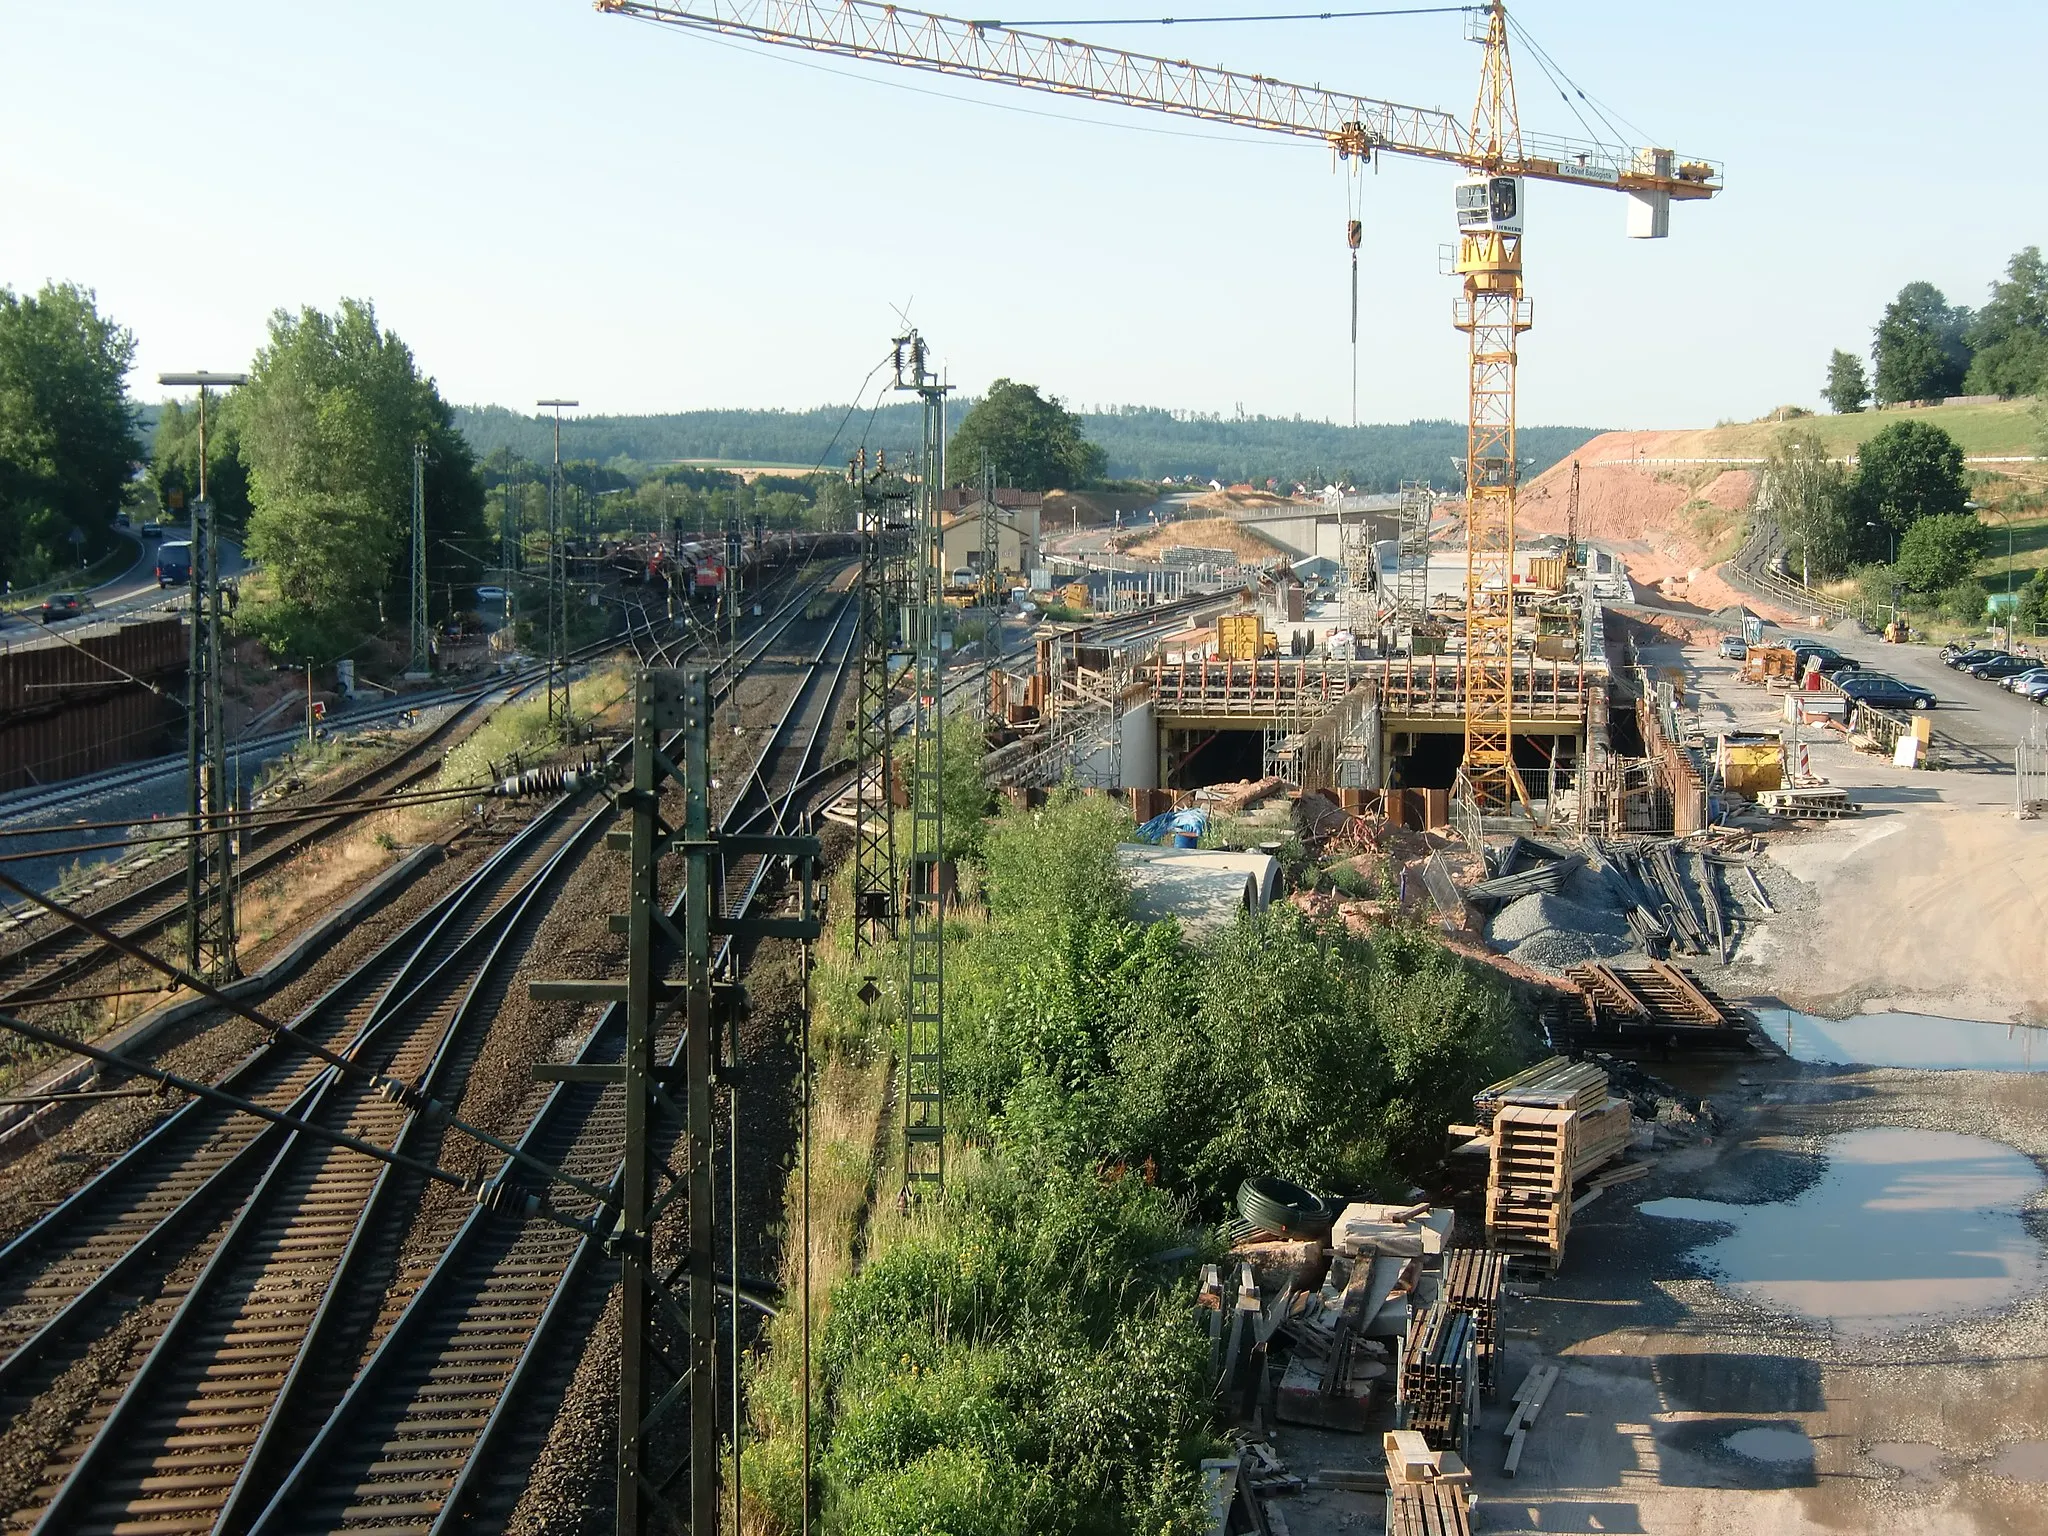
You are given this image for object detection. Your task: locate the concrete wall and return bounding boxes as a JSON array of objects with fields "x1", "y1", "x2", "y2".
[{"x1": 1119, "y1": 699, "x2": 1157, "y2": 790}]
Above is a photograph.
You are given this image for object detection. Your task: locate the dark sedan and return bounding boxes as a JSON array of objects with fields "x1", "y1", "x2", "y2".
[
  {"x1": 39, "y1": 593, "x2": 84, "y2": 624},
  {"x1": 1968, "y1": 654, "x2": 2037, "y2": 681},
  {"x1": 1793, "y1": 642, "x2": 1861, "y2": 675},
  {"x1": 1838, "y1": 671, "x2": 1936, "y2": 711},
  {"x1": 1946, "y1": 647, "x2": 2005, "y2": 670}
]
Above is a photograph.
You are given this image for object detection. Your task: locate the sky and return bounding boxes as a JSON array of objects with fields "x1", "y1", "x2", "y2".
[{"x1": 4, "y1": 1, "x2": 2043, "y2": 432}]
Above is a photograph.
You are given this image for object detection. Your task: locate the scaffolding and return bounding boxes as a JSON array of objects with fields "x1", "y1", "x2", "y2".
[{"x1": 1396, "y1": 479, "x2": 1434, "y2": 624}]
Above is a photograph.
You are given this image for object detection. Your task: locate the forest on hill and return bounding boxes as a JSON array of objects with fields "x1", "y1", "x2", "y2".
[{"x1": 452, "y1": 400, "x2": 1601, "y2": 493}]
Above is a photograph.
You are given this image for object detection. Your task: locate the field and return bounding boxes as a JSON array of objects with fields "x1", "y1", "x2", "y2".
[{"x1": 1588, "y1": 399, "x2": 2043, "y2": 462}]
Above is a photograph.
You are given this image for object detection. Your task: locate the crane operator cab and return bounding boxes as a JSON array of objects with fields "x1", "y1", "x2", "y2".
[{"x1": 1455, "y1": 174, "x2": 1524, "y2": 235}]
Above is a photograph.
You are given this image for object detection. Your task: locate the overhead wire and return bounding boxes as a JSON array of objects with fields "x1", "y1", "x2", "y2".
[{"x1": 978, "y1": 5, "x2": 1475, "y2": 24}]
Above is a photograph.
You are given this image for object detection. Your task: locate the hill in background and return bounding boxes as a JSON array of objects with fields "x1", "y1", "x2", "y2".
[{"x1": 451, "y1": 401, "x2": 1603, "y2": 493}]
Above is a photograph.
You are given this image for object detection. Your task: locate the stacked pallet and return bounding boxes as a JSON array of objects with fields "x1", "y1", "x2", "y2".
[
  {"x1": 1400, "y1": 1299, "x2": 1477, "y2": 1453},
  {"x1": 1440, "y1": 1247, "x2": 1507, "y2": 1395},
  {"x1": 1474, "y1": 1058, "x2": 1632, "y2": 1271}
]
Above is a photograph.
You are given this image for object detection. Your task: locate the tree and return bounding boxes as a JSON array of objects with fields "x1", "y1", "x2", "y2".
[
  {"x1": 0, "y1": 283, "x2": 141, "y2": 587},
  {"x1": 946, "y1": 379, "x2": 1106, "y2": 492},
  {"x1": 1823, "y1": 349, "x2": 1870, "y2": 414},
  {"x1": 1893, "y1": 512, "x2": 1986, "y2": 595},
  {"x1": 150, "y1": 395, "x2": 253, "y2": 536},
  {"x1": 237, "y1": 299, "x2": 485, "y2": 657},
  {"x1": 1851, "y1": 419, "x2": 1966, "y2": 558},
  {"x1": 1964, "y1": 246, "x2": 2048, "y2": 399},
  {"x1": 1873, "y1": 281, "x2": 1973, "y2": 405},
  {"x1": 1760, "y1": 429, "x2": 1852, "y2": 579}
]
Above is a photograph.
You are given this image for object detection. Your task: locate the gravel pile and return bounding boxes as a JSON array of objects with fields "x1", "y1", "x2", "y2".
[{"x1": 1488, "y1": 882, "x2": 1637, "y2": 975}]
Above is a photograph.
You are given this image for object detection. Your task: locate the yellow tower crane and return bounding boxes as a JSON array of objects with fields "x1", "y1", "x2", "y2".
[{"x1": 599, "y1": 0, "x2": 1723, "y2": 809}]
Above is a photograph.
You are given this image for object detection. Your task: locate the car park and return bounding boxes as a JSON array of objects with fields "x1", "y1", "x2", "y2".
[
  {"x1": 1837, "y1": 671, "x2": 1936, "y2": 710},
  {"x1": 1717, "y1": 634, "x2": 1748, "y2": 660},
  {"x1": 39, "y1": 593, "x2": 84, "y2": 624},
  {"x1": 1967, "y1": 654, "x2": 2035, "y2": 681},
  {"x1": 2001, "y1": 666, "x2": 2048, "y2": 693}
]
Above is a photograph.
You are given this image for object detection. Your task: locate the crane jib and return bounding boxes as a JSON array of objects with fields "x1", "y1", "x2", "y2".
[{"x1": 599, "y1": 0, "x2": 1720, "y2": 195}]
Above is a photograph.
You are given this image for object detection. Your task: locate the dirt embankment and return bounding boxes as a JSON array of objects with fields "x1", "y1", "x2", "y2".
[
  {"x1": 1115, "y1": 516, "x2": 1288, "y2": 562},
  {"x1": 1520, "y1": 431, "x2": 1764, "y2": 615}
]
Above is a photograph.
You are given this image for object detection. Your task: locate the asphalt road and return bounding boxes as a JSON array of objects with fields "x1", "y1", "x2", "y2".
[{"x1": 1, "y1": 532, "x2": 249, "y2": 640}]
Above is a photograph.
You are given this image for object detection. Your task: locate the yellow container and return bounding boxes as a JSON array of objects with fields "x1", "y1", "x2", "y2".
[
  {"x1": 1719, "y1": 742, "x2": 1783, "y2": 796},
  {"x1": 1217, "y1": 612, "x2": 1268, "y2": 661}
]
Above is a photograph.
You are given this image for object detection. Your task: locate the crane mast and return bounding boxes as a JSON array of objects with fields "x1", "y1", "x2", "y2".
[{"x1": 602, "y1": 0, "x2": 1722, "y2": 810}]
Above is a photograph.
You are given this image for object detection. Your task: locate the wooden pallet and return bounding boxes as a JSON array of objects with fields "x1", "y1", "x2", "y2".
[{"x1": 1387, "y1": 1481, "x2": 1474, "y2": 1536}]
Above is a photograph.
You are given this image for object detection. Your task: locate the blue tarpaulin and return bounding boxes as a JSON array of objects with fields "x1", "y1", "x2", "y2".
[{"x1": 1133, "y1": 809, "x2": 1209, "y2": 845}]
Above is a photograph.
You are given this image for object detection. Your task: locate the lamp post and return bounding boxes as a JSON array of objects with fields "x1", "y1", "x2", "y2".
[
  {"x1": 1971, "y1": 499, "x2": 2013, "y2": 650},
  {"x1": 159, "y1": 370, "x2": 248, "y2": 981}
]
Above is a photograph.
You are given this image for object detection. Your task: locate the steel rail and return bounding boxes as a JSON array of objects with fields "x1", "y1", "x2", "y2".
[
  {"x1": 29, "y1": 800, "x2": 609, "y2": 1536},
  {"x1": 0, "y1": 571, "x2": 844, "y2": 1534},
  {"x1": 242, "y1": 590, "x2": 857, "y2": 1534}
]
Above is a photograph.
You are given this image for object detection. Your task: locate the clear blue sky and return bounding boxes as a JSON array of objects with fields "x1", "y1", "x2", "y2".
[{"x1": 4, "y1": 1, "x2": 2041, "y2": 430}]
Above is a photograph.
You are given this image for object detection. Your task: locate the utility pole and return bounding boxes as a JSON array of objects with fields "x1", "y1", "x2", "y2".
[
  {"x1": 406, "y1": 441, "x2": 432, "y2": 680},
  {"x1": 850, "y1": 448, "x2": 908, "y2": 952},
  {"x1": 532, "y1": 667, "x2": 819, "y2": 1535},
  {"x1": 539, "y1": 399, "x2": 578, "y2": 735},
  {"x1": 160, "y1": 370, "x2": 246, "y2": 983},
  {"x1": 895, "y1": 329, "x2": 950, "y2": 1194},
  {"x1": 978, "y1": 451, "x2": 1001, "y2": 713}
]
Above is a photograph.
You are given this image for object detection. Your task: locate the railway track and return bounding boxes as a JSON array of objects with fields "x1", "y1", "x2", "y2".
[
  {"x1": 240, "y1": 590, "x2": 859, "y2": 1535},
  {"x1": 0, "y1": 571, "x2": 848, "y2": 1535}
]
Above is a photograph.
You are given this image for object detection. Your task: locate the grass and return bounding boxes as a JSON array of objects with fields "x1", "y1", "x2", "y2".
[{"x1": 1636, "y1": 398, "x2": 2045, "y2": 461}]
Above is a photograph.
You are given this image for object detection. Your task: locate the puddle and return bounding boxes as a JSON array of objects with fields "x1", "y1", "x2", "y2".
[
  {"x1": 1870, "y1": 1441, "x2": 1943, "y2": 1479},
  {"x1": 1725, "y1": 1426, "x2": 1813, "y2": 1464},
  {"x1": 1764, "y1": 1007, "x2": 2048, "y2": 1071},
  {"x1": 1642, "y1": 1128, "x2": 2047, "y2": 1333},
  {"x1": 1989, "y1": 1441, "x2": 2048, "y2": 1482}
]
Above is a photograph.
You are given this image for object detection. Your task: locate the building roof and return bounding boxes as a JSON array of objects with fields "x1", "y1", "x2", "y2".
[{"x1": 939, "y1": 487, "x2": 1042, "y2": 513}]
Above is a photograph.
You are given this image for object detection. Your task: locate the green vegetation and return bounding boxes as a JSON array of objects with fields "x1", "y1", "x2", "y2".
[
  {"x1": 1893, "y1": 512, "x2": 1987, "y2": 596},
  {"x1": 233, "y1": 299, "x2": 487, "y2": 661},
  {"x1": 0, "y1": 283, "x2": 142, "y2": 591},
  {"x1": 1827, "y1": 248, "x2": 2048, "y2": 411},
  {"x1": 1851, "y1": 419, "x2": 1969, "y2": 558},
  {"x1": 742, "y1": 788, "x2": 1530, "y2": 1533},
  {"x1": 452, "y1": 401, "x2": 1600, "y2": 493},
  {"x1": 1760, "y1": 429, "x2": 1854, "y2": 579},
  {"x1": 946, "y1": 379, "x2": 1107, "y2": 492},
  {"x1": 1824, "y1": 349, "x2": 1870, "y2": 414}
]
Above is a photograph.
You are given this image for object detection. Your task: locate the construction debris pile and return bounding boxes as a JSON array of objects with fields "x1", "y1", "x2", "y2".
[{"x1": 1198, "y1": 1179, "x2": 1503, "y2": 1534}]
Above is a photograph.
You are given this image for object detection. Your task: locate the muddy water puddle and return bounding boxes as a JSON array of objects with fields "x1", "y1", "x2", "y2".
[
  {"x1": 1988, "y1": 1441, "x2": 2048, "y2": 1482},
  {"x1": 1642, "y1": 1127, "x2": 2046, "y2": 1333},
  {"x1": 1763, "y1": 1006, "x2": 2048, "y2": 1071}
]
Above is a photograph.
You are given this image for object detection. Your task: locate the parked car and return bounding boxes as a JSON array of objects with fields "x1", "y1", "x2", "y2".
[
  {"x1": 1718, "y1": 634, "x2": 1748, "y2": 660},
  {"x1": 2001, "y1": 666, "x2": 2048, "y2": 693},
  {"x1": 1968, "y1": 654, "x2": 2035, "y2": 681},
  {"x1": 1945, "y1": 647, "x2": 2004, "y2": 670},
  {"x1": 39, "y1": 593, "x2": 84, "y2": 624},
  {"x1": 140, "y1": 521, "x2": 164, "y2": 538},
  {"x1": 2018, "y1": 674, "x2": 2048, "y2": 701},
  {"x1": 1837, "y1": 671, "x2": 1936, "y2": 711},
  {"x1": 1793, "y1": 642, "x2": 1860, "y2": 675}
]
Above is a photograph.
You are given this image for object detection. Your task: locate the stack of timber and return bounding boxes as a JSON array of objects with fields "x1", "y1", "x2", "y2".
[
  {"x1": 1440, "y1": 1247, "x2": 1507, "y2": 1395},
  {"x1": 1473, "y1": 1058, "x2": 1633, "y2": 1271},
  {"x1": 1400, "y1": 1299, "x2": 1478, "y2": 1454},
  {"x1": 1384, "y1": 1430, "x2": 1473, "y2": 1536},
  {"x1": 1552, "y1": 961, "x2": 1759, "y2": 1051}
]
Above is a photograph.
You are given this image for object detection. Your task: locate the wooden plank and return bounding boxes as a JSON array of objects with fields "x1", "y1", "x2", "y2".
[{"x1": 1503, "y1": 1426, "x2": 1528, "y2": 1477}]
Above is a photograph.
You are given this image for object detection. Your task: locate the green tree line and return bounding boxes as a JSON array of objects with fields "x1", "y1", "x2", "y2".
[
  {"x1": 1824, "y1": 247, "x2": 2048, "y2": 410},
  {"x1": 452, "y1": 399, "x2": 1600, "y2": 493}
]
